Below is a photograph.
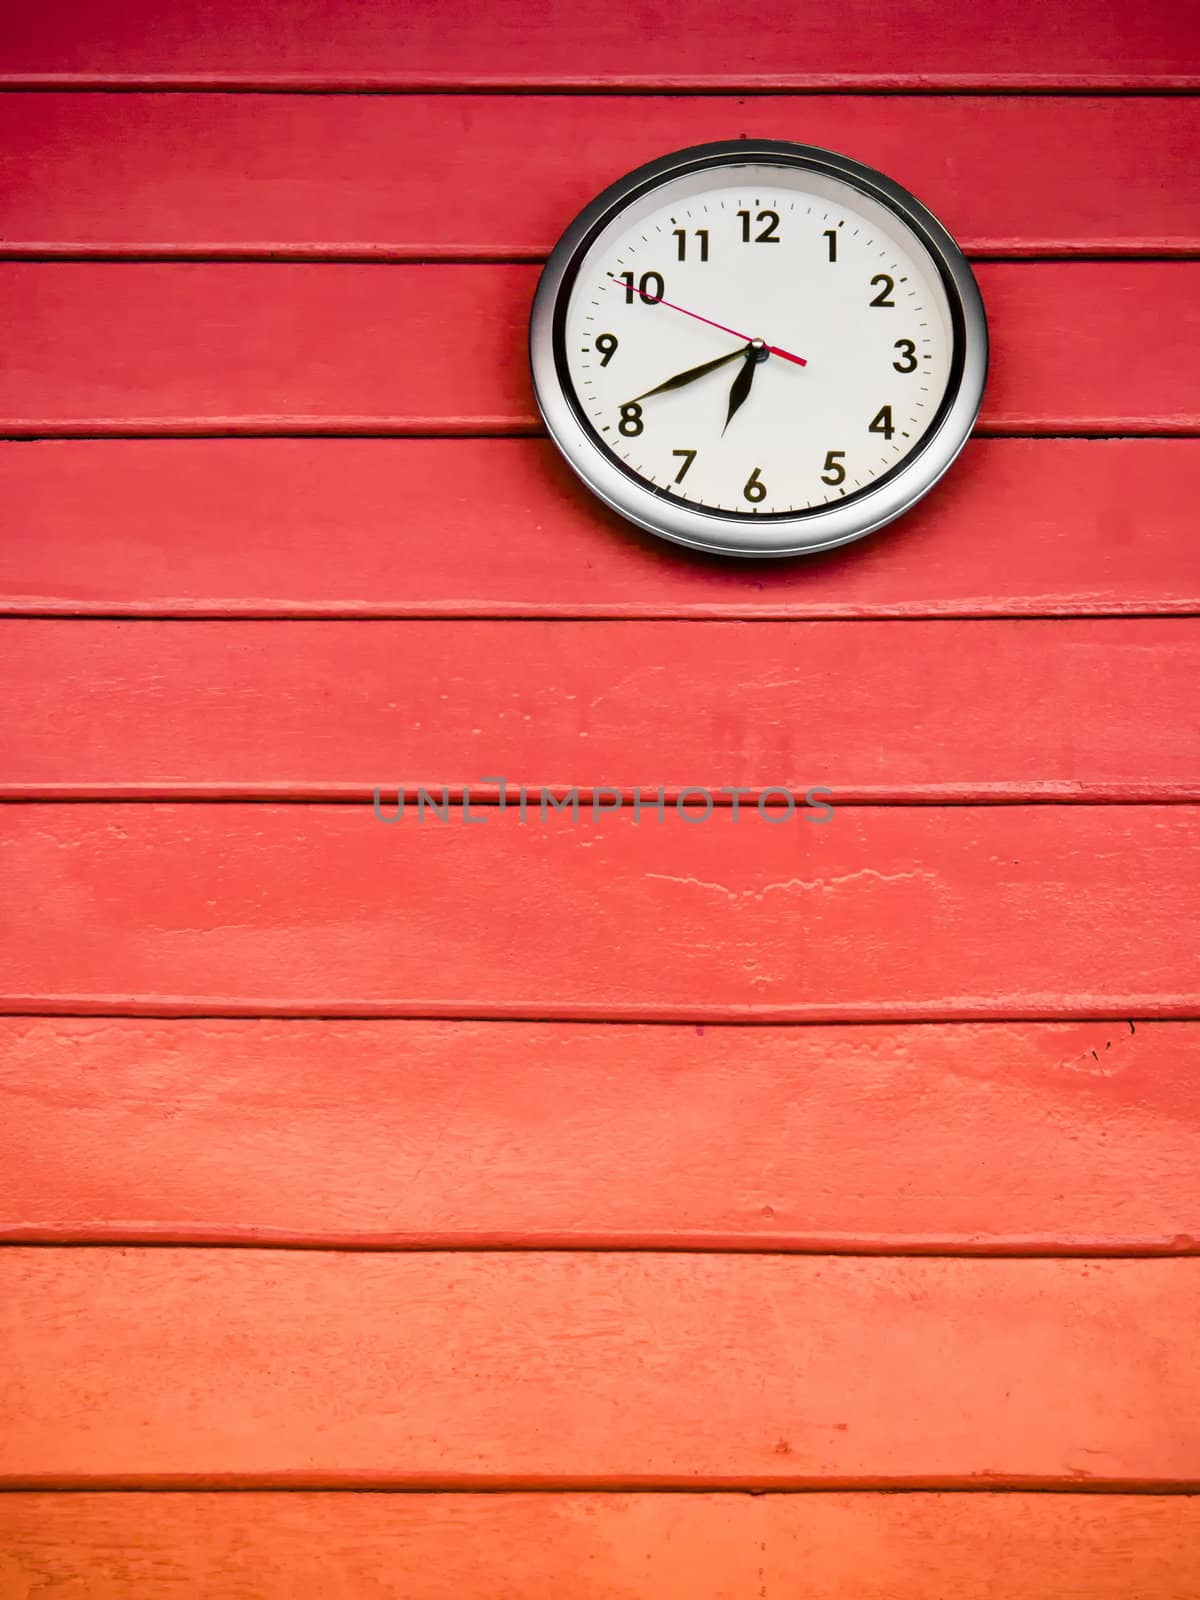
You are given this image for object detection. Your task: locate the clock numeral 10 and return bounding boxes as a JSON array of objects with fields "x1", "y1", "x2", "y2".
[
  {"x1": 672, "y1": 228, "x2": 709, "y2": 262},
  {"x1": 617, "y1": 270, "x2": 665, "y2": 305},
  {"x1": 737, "y1": 209, "x2": 780, "y2": 244}
]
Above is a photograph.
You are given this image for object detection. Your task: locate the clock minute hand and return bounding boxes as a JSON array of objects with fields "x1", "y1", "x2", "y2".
[
  {"x1": 631, "y1": 346, "x2": 747, "y2": 403},
  {"x1": 605, "y1": 274, "x2": 808, "y2": 368}
]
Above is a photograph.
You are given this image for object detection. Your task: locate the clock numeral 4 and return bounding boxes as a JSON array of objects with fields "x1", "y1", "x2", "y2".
[
  {"x1": 869, "y1": 405, "x2": 895, "y2": 440},
  {"x1": 743, "y1": 466, "x2": 767, "y2": 503},
  {"x1": 737, "y1": 209, "x2": 780, "y2": 244},
  {"x1": 617, "y1": 270, "x2": 665, "y2": 305},
  {"x1": 672, "y1": 228, "x2": 709, "y2": 262},
  {"x1": 671, "y1": 449, "x2": 697, "y2": 483},
  {"x1": 820, "y1": 450, "x2": 847, "y2": 487}
]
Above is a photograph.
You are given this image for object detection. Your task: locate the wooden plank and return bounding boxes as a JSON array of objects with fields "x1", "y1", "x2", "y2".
[
  {"x1": 3, "y1": 0, "x2": 1197, "y2": 88},
  {"x1": 4, "y1": 94, "x2": 1197, "y2": 258},
  {"x1": 2, "y1": 1016, "x2": 1197, "y2": 1251},
  {"x1": 1, "y1": 804, "x2": 1195, "y2": 1020},
  {"x1": 3, "y1": 438, "x2": 1198, "y2": 619},
  {"x1": 1, "y1": 1493, "x2": 1199, "y2": 1598},
  {"x1": 0, "y1": 263, "x2": 1196, "y2": 435},
  {"x1": 2, "y1": 1249, "x2": 1199, "y2": 1485},
  {"x1": 4, "y1": 618, "x2": 1198, "y2": 803}
]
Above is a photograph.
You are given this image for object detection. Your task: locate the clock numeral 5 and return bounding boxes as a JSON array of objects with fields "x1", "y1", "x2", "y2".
[
  {"x1": 820, "y1": 450, "x2": 847, "y2": 487},
  {"x1": 617, "y1": 270, "x2": 665, "y2": 305}
]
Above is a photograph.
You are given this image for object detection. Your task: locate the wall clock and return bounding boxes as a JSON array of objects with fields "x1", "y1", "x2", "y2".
[{"x1": 530, "y1": 140, "x2": 988, "y2": 558}]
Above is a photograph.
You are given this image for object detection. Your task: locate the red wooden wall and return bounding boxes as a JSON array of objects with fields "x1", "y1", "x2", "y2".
[{"x1": 2, "y1": 2, "x2": 1199, "y2": 1592}]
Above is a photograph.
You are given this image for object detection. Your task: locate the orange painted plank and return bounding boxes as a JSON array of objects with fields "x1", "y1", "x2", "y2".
[
  {"x1": 2, "y1": 1249, "x2": 1199, "y2": 1486},
  {"x1": 0, "y1": 263, "x2": 1196, "y2": 435},
  {"x1": 3, "y1": 0, "x2": 1197, "y2": 88},
  {"x1": 2, "y1": 1017, "x2": 1196, "y2": 1251},
  {"x1": 3, "y1": 438, "x2": 1198, "y2": 618},
  {"x1": 4, "y1": 618, "x2": 1198, "y2": 803},
  {"x1": 1, "y1": 804, "x2": 1195, "y2": 1020},
  {"x1": 1, "y1": 1493, "x2": 1199, "y2": 1599},
  {"x1": 4, "y1": 94, "x2": 1197, "y2": 257}
]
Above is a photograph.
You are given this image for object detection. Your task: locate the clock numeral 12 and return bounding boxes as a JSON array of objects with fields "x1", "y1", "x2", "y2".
[{"x1": 737, "y1": 209, "x2": 780, "y2": 244}]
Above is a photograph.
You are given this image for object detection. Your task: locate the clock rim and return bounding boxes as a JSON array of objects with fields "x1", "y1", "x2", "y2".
[{"x1": 529, "y1": 139, "x2": 988, "y2": 559}]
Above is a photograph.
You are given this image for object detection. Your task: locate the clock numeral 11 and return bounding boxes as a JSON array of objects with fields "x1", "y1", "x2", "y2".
[{"x1": 672, "y1": 228, "x2": 709, "y2": 262}]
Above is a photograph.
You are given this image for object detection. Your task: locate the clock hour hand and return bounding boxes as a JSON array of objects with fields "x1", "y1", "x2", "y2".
[
  {"x1": 631, "y1": 346, "x2": 747, "y2": 403},
  {"x1": 722, "y1": 352, "x2": 757, "y2": 434}
]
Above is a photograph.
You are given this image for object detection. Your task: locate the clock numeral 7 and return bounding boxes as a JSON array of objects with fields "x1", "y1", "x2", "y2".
[
  {"x1": 671, "y1": 449, "x2": 697, "y2": 483},
  {"x1": 617, "y1": 270, "x2": 665, "y2": 305},
  {"x1": 672, "y1": 228, "x2": 709, "y2": 262}
]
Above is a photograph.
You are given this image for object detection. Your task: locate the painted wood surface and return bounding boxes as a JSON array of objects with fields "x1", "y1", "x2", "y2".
[
  {"x1": 4, "y1": 438, "x2": 1198, "y2": 618},
  {"x1": 4, "y1": 94, "x2": 1197, "y2": 258},
  {"x1": 2, "y1": 1492, "x2": 1199, "y2": 1598},
  {"x1": 2, "y1": 1017, "x2": 1196, "y2": 1251},
  {"x1": 4, "y1": 618, "x2": 1198, "y2": 802},
  {"x1": 2, "y1": 804, "x2": 1195, "y2": 1020},
  {"x1": 3, "y1": 1249, "x2": 1199, "y2": 1487},
  {"x1": 2, "y1": 263, "x2": 1197, "y2": 434},
  {"x1": 4, "y1": 0, "x2": 1197, "y2": 88}
]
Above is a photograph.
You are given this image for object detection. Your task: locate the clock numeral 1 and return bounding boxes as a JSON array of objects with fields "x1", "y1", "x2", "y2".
[
  {"x1": 671, "y1": 449, "x2": 697, "y2": 483},
  {"x1": 820, "y1": 450, "x2": 847, "y2": 487},
  {"x1": 743, "y1": 466, "x2": 767, "y2": 503},
  {"x1": 869, "y1": 405, "x2": 895, "y2": 440},
  {"x1": 672, "y1": 228, "x2": 709, "y2": 262},
  {"x1": 617, "y1": 270, "x2": 665, "y2": 305},
  {"x1": 737, "y1": 209, "x2": 780, "y2": 244},
  {"x1": 892, "y1": 338, "x2": 917, "y2": 373},
  {"x1": 618, "y1": 401, "x2": 644, "y2": 437},
  {"x1": 823, "y1": 228, "x2": 838, "y2": 262}
]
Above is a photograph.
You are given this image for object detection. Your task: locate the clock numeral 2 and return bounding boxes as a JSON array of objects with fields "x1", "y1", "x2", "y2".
[
  {"x1": 743, "y1": 466, "x2": 767, "y2": 503},
  {"x1": 672, "y1": 228, "x2": 709, "y2": 262},
  {"x1": 820, "y1": 450, "x2": 847, "y2": 487},
  {"x1": 737, "y1": 209, "x2": 780, "y2": 244},
  {"x1": 671, "y1": 449, "x2": 697, "y2": 483},
  {"x1": 618, "y1": 270, "x2": 665, "y2": 305},
  {"x1": 869, "y1": 274, "x2": 895, "y2": 307}
]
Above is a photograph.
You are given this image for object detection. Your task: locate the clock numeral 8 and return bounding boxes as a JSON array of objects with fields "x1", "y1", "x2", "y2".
[
  {"x1": 743, "y1": 466, "x2": 767, "y2": 503},
  {"x1": 618, "y1": 401, "x2": 645, "y2": 437}
]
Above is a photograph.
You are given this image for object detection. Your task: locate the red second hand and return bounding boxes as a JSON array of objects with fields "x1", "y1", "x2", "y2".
[{"x1": 605, "y1": 273, "x2": 808, "y2": 367}]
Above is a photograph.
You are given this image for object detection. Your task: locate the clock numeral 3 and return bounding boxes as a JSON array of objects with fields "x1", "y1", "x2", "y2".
[
  {"x1": 618, "y1": 270, "x2": 665, "y2": 305},
  {"x1": 869, "y1": 405, "x2": 895, "y2": 440},
  {"x1": 869, "y1": 274, "x2": 895, "y2": 307},
  {"x1": 737, "y1": 209, "x2": 780, "y2": 244},
  {"x1": 892, "y1": 338, "x2": 917, "y2": 373},
  {"x1": 743, "y1": 466, "x2": 768, "y2": 503},
  {"x1": 618, "y1": 401, "x2": 645, "y2": 437},
  {"x1": 671, "y1": 449, "x2": 698, "y2": 483},
  {"x1": 595, "y1": 333, "x2": 619, "y2": 367},
  {"x1": 820, "y1": 450, "x2": 847, "y2": 487}
]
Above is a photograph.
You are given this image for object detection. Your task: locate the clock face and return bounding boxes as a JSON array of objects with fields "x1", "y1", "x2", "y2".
[{"x1": 531, "y1": 142, "x2": 987, "y2": 557}]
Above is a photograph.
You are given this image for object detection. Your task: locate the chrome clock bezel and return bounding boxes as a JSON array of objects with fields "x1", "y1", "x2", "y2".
[{"x1": 529, "y1": 139, "x2": 988, "y2": 559}]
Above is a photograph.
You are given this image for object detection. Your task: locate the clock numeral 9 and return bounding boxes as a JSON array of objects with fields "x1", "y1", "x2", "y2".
[
  {"x1": 618, "y1": 401, "x2": 645, "y2": 437},
  {"x1": 869, "y1": 405, "x2": 895, "y2": 440},
  {"x1": 743, "y1": 466, "x2": 767, "y2": 503},
  {"x1": 820, "y1": 450, "x2": 847, "y2": 487},
  {"x1": 595, "y1": 333, "x2": 619, "y2": 367},
  {"x1": 737, "y1": 209, "x2": 780, "y2": 244},
  {"x1": 892, "y1": 338, "x2": 917, "y2": 373},
  {"x1": 617, "y1": 270, "x2": 665, "y2": 305},
  {"x1": 673, "y1": 228, "x2": 709, "y2": 262}
]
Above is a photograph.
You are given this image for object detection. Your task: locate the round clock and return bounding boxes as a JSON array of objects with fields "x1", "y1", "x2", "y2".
[{"x1": 529, "y1": 140, "x2": 987, "y2": 558}]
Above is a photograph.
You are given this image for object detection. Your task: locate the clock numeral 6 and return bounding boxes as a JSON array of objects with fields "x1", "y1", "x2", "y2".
[
  {"x1": 595, "y1": 333, "x2": 619, "y2": 366},
  {"x1": 820, "y1": 450, "x2": 847, "y2": 487},
  {"x1": 869, "y1": 405, "x2": 895, "y2": 440},
  {"x1": 869, "y1": 274, "x2": 895, "y2": 307},
  {"x1": 618, "y1": 401, "x2": 645, "y2": 437},
  {"x1": 737, "y1": 209, "x2": 780, "y2": 244},
  {"x1": 892, "y1": 338, "x2": 917, "y2": 373},
  {"x1": 617, "y1": 270, "x2": 665, "y2": 305},
  {"x1": 743, "y1": 466, "x2": 767, "y2": 503}
]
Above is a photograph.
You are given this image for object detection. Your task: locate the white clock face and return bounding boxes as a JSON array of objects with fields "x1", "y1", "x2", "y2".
[{"x1": 559, "y1": 164, "x2": 957, "y2": 518}]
